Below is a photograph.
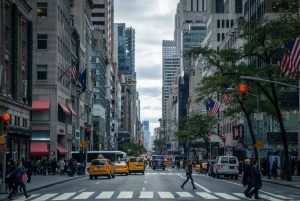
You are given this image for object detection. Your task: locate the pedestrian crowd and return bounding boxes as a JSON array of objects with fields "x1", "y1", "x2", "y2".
[{"x1": 2, "y1": 156, "x2": 79, "y2": 200}]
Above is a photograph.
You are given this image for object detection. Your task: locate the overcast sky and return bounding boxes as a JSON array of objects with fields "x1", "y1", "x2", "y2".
[{"x1": 114, "y1": 0, "x2": 178, "y2": 135}]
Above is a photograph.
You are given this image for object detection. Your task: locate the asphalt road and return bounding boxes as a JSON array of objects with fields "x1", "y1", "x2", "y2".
[{"x1": 7, "y1": 167, "x2": 300, "y2": 201}]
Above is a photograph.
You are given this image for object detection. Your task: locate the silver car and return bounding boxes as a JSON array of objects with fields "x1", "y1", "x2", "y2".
[{"x1": 213, "y1": 156, "x2": 239, "y2": 179}]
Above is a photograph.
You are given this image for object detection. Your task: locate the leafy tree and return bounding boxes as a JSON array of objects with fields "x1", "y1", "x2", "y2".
[
  {"x1": 174, "y1": 114, "x2": 218, "y2": 163},
  {"x1": 153, "y1": 138, "x2": 166, "y2": 153},
  {"x1": 122, "y1": 142, "x2": 142, "y2": 156},
  {"x1": 185, "y1": 13, "x2": 300, "y2": 181}
]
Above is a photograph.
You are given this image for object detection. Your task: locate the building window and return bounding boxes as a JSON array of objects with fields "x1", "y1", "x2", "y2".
[
  {"x1": 222, "y1": 33, "x2": 225, "y2": 41},
  {"x1": 37, "y1": 34, "x2": 47, "y2": 49},
  {"x1": 226, "y1": 20, "x2": 229, "y2": 28},
  {"x1": 37, "y1": 2, "x2": 47, "y2": 18},
  {"x1": 94, "y1": 4, "x2": 105, "y2": 8},
  {"x1": 37, "y1": 65, "x2": 47, "y2": 80},
  {"x1": 217, "y1": 19, "x2": 220, "y2": 28},
  {"x1": 23, "y1": 118, "x2": 28, "y2": 127},
  {"x1": 231, "y1": 19, "x2": 234, "y2": 27},
  {"x1": 92, "y1": 13, "x2": 105, "y2": 17},
  {"x1": 217, "y1": 33, "x2": 220, "y2": 41},
  {"x1": 222, "y1": 20, "x2": 225, "y2": 28}
]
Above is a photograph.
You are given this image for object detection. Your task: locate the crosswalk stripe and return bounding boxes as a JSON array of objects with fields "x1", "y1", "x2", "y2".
[
  {"x1": 196, "y1": 192, "x2": 219, "y2": 199},
  {"x1": 31, "y1": 193, "x2": 58, "y2": 201},
  {"x1": 176, "y1": 192, "x2": 194, "y2": 197},
  {"x1": 233, "y1": 193, "x2": 248, "y2": 199},
  {"x1": 53, "y1": 193, "x2": 76, "y2": 200},
  {"x1": 260, "y1": 191, "x2": 293, "y2": 200},
  {"x1": 95, "y1": 191, "x2": 114, "y2": 199},
  {"x1": 139, "y1": 191, "x2": 153, "y2": 198},
  {"x1": 14, "y1": 194, "x2": 40, "y2": 201},
  {"x1": 214, "y1": 193, "x2": 240, "y2": 200},
  {"x1": 117, "y1": 191, "x2": 133, "y2": 199},
  {"x1": 73, "y1": 192, "x2": 94, "y2": 199},
  {"x1": 259, "y1": 194, "x2": 284, "y2": 201},
  {"x1": 157, "y1": 192, "x2": 174, "y2": 198}
]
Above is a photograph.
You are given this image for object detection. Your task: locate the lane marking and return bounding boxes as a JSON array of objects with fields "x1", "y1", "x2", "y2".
[
  {"x1": 259, "y1": 194, "x2": 284, "y2": 201},
  {"x1": 95, "y1": 182, "x2": 100, "y2": 184},
  {"x1": 178, "y1": 175, "x2": 211, "y2": 193},
  {"x1": 260, "y1": 190, "x2": 293, "y2": 199},
  {"x1": 73, "y1": 192, "x2": 94, "y2": 200},
  {"x1": 53, "y1": 193, "x2": 76, "y2": 200},
  {"x1": 158, "y1": 192, "x2": 175, "y2": 199},
  {"x1": 139, "y1": 191, "x2": 153, "y2": 198},
  {"x1": 117, "y1": 191, "x2": 133, "y2": 199},
  {"x1": 196, "y1": 192, "x2": 219, "y2": 199},
  {"x1": 143, "y1": 187, "x2": 145, "y2": 191},
  {"x1": 144, "y1": 181, "x2": 147, "y2": 183},
  {"x1": 78, "y1": 188, "x2": 86, "y2": 192},
  {"x1": 31, "y1": 193, "x2": 58, "y2": 201},
  {"x1": 14, "y1": 194, "x2": 40, "y2": 201},
  {"x1": 95, "y1": 191, "x2": 114, "y2": 199},
  {"x1": 214, "y1": 193, "x2": 240, "y2": 200},
  {"x1": 176, "y1": 192, "x2": 193, "y2": 197}
]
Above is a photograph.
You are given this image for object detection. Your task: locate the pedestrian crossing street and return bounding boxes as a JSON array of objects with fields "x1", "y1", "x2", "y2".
[{"x1": 12, "y1": 191, "x2": 294, "y2": 200}]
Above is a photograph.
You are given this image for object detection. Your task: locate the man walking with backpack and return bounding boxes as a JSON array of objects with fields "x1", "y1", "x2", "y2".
[{"x1": 180, "y1": 159, "x2": 197, "y2": 189}]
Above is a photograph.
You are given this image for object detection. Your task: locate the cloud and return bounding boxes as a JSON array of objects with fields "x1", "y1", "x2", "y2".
[{"x1": 114, "y1": 0, "x2": 178, "y2": 134}]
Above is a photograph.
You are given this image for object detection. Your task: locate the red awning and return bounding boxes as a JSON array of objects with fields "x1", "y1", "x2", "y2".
[
  {"x1": 30, "y1": 142, "x2": 48, "y2": 155},
  {"x1": 58, "y1": 103, "x2": 71, "y2": 115},
  {"x1": 30, "y1": 101, "x2": 50, "y2": 111},
  {"x1": 57, "y1": 143, "x2": 68, "y2": 154},
  {"x1": 68, "y1": 107, "x2": 77, "y2": 116}
]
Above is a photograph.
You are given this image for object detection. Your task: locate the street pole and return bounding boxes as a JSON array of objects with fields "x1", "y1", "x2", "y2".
[
  {"x1": 257, "y1": 91, "x2": 261, "y2": 173},
  {"x1": 210, "y1": 140, "x2": 211, "y2": 159}
]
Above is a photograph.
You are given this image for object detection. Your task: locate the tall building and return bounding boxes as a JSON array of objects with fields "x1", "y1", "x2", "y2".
[
  {"x1": 162, "y1": 41, "x2": 180, "y2": 118},
  {"x1": 115, "y1": 23, "x2": 129, "y2": 74},
  {"x1": 142, "y1": 120, "x2": 150, "y2": 150},
  {"x1": 126, "y1": 27, "x2": 135, "y2": 74},
  {"x1": 0, "y1": 0, "x2": 32, "y2": 160},
  {"x1": 174, "y1": 3, "x2": 181, "y2": 56}
]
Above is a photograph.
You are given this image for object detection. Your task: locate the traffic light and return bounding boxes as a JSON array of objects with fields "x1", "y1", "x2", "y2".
[
  {"x1": 222, "y1": 135, "x2": 226, "y2": 142},
  {"x1": 138, "y1": 137, "x2": 141, "y2": 144},
  {"x1": 239, "y1": 84, "x2": 247, "y2": 101},
  {"x1": 207, "y1": 135, "x2": 211, "y2": 141},
  {"x1": 50, "y1": 151, "x2": 55, "y2": 155},
  {"x1": 2, "y1": 113, "x2": 10, "y2": 135},
  {"x1": 85, "y1": 128, "x2": 91, "y2": 136}
]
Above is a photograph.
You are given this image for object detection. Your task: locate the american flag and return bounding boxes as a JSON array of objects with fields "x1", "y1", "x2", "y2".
[
  {"x1": 206, "y1": 101, "x2": 220, "y2": 116},
  {"x1": 222, "y1": 93, "x2": 232, "y2": 104},
  {"x1": 278, "y1": 39, "x2": 300, "y2": 77},
  {"x1": 70, "y1": 62, "x2": 79, "y2": 83}
]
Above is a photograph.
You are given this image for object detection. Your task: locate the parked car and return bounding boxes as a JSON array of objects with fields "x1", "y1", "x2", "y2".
[
  {"x1": 88, "y1": 159, "x2": 116, "y2": 179},
  {"x1": 213, "y1": 156, "x2": 239, "y2": 179}
]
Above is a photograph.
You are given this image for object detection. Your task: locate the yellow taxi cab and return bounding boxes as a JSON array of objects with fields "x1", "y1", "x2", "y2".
[
  {"x1": 195, "y1": 162, "x2": 207, "y2": 173},
  {"x1": 180, "y1": 161, "x2": 183, "y2": 168},
  {"x1": 114, "y1": 161, "x2": 129, "y2": 176},
  {"x1": 128, "y1": 157, "x2": 145, "y2": 175},
  {"x1": 88, "y1": 158, "x2": 116, "y2": 179}
]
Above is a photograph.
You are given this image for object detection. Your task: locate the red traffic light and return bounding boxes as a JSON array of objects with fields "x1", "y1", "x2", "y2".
[
  {"x1": 2, "y1": 114, "x2": 10, "y2": 121},
  {"x1": 86, "y1": 128, "x2": 91, "y2": 133},
  {"x1": 138, "y1": 137, "x2": 141, "y2": 141},
  {"x1": 207, "y1": 135, "x2": 211, "y2": 141},
  {"x1": 222, "y1": 135, "x2": 226, "y2": 140},
  {"x1": 239, "y1": 84, "x2": 248, "y2": 93}
]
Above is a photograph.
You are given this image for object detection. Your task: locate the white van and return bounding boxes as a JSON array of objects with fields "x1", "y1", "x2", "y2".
[{"x1": 213, "y1": 156, "x2": 239, "y2": 179}]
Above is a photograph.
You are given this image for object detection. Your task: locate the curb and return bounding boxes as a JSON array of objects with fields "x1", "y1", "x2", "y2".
[
  {"x1": 1, "y1": 175, "x2": 87, "y2": 201},
  {"x1": 261, "y1": 179, "x2": 300, "y2": 189}
]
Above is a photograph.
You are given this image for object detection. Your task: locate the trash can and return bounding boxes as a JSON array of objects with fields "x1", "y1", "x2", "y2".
[{"x1": 77, "y1": 164, "x2": 86, "y2": 175}]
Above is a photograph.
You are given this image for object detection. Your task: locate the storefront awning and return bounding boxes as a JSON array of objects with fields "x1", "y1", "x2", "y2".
[
  {"x1": 30, "y1": 101, "x2": 50, "y2": 111},
  {"x1": 57, "y1": 143, "x2": 68, "y2": 154},
  {"x1": 68, "y1": 107, "x2": 77, "y2": 116},
  {"x1": 30, "y1": 142, "x2": 48, "y2": 155},
  {"x1": 58, "y1": 103, "x2": 71, "y2": 115}
]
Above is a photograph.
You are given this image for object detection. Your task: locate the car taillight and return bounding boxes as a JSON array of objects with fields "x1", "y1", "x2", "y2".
[
  {"x1": 89, "y1": 166, "x2": 92, "y2": 170},
  {"x1": 217, "y1": 165, "x2": 220, "y2": 169},
  {"x1": 106, "y1": 165, "x2": 109, "y2": 169}
]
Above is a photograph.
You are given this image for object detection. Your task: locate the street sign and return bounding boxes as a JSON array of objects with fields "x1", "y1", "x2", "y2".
[
  {"x1": 46, "y1": 142, "x2": 53, "y2": 145},
  {"x1": 81, "y1": 140, "x2": 88, "y2": 149},
  {"x1": 254, "y1": 113, "x2": 263, "y2": 121},
  {"x1": 254, "y1": 140, "x2": 264, "y2": 150},
  {"x1": 0, "y1": 145, "x2": 6, "y2": 152}
]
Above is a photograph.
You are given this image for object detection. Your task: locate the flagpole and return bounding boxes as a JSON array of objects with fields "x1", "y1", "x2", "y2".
[{"x1": 59, "y1": 64, "x2": 74, "y2": 80}]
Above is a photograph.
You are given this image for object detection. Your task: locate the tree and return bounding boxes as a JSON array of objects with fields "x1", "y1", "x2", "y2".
[
  {"x1": 122, "y1": 142, "x2": 142, "y2": 156},
  {"x1": 153, "y1": 138, "x2": 166, "y2": 153},
  {"x1": 185, "y1": 13, "x2": 300, "y2": 181},
  {"x1": 174, "y1": 114, "x2": 218, "y2": 163}
]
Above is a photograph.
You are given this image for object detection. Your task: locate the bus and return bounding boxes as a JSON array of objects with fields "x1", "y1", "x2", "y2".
[{"x1": 71, "y1": 151, "x2": 127, "y2": 166}]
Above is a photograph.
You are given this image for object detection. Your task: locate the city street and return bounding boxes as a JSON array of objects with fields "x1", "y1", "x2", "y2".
[{"x1": 5, "y1": 167, "x2": 300, "y2": 201}]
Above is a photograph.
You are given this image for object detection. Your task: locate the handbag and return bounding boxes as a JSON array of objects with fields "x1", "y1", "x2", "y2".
[{"x1": 22, "y1": 174, "x2": 28, "y2": 182}]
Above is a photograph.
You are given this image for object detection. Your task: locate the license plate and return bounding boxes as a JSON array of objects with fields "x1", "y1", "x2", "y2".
[{"x1": 229, "y1": 166, "x2": 234, "y2": 169}]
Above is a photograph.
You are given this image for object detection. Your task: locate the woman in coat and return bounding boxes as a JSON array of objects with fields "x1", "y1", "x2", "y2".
[
  {"x1": 248, "y1": 159, "x2": 262, "y2": 199},
  {"x1": 6, "y1": 160, "x2": 31, "y2": 200}
]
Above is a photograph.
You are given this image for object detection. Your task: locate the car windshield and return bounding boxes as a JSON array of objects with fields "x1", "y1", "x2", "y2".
[
  {"x1": 91, "y1": 160, "x2": 106, "y2": 165},
  {"x1": 115, "y1": 161, "x2": 126, "y2": 165},
  {"x1": 130, "y1": 158, "x2": 143, "y2": 162}
]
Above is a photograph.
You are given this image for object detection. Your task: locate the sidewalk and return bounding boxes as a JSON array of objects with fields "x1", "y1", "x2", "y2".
[
  {"x1": 0, "y1": 174, "x2": 86, "y2": 201},
  {"x1": 261, "y1": 175, "x2": 300, "y2": 189}
]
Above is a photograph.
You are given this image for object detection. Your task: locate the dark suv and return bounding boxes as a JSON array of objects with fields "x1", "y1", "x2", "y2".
[{"x1": 153, "y1": 158, "x2": 166, "y2": 170}]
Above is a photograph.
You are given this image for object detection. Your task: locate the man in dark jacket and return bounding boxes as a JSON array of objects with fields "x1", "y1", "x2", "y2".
[
  {"x1": 249, "y1": 159, "x2": 262, "y2": 199},
  {"x1": 242, "y1": 159, "x2": 253, "y2": 198},
  {"x1": 24, "y1": 158, "x2": 33, "y2": 183},
  {"x1": 5, "y1": 161, "x2": 13, "y2": 192}
]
